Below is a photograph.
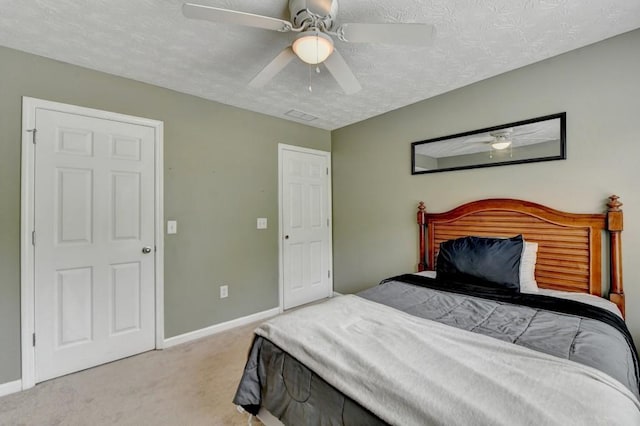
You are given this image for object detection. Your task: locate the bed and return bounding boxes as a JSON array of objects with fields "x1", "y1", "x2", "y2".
[{"x1": 233, "y1": 195, "x2": 639, "y2": 425}]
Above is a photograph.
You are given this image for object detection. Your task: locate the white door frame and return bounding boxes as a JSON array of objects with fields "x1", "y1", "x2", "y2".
[
  {"x1": 277, "y1": 143, "x2": 333, "y2": 312},
  {"x1": 20, "y1": 97, "x2": 165, "y2": 390}
]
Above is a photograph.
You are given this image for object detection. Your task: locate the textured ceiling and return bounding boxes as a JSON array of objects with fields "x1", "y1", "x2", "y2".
[{"x1": 0, "y1": 0, "x2": 639, "y2": 130}]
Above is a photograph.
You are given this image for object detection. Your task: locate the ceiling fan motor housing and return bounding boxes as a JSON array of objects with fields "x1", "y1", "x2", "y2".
[{"x1": 289, "y1": 0, "x2": 338, "y2": 30}]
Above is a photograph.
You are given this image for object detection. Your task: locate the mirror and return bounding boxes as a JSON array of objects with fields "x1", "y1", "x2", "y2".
[{"x1": 411, "y1": 113, "x2": 566, "y2": 174}]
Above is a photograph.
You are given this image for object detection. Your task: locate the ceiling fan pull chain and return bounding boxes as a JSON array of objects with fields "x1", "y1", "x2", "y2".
[
  {"x1": 308, "y1": 64, "x2": 313, "y2": 92},
  {"x1": 315, "y1": 34, "x2": 321, "y2": 74}
]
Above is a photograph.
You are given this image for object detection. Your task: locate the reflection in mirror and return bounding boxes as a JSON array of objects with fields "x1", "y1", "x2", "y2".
[{"x1": 412, "y1": 113, "x2": 566, "y2": 174}]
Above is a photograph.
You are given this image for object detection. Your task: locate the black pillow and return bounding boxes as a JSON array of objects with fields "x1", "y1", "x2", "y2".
[{"x1": 436, "y1": 235, "x2": 524, "y2": 291}]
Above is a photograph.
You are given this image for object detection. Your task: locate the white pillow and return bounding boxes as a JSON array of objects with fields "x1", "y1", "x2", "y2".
[
  {"x1": 535, "y1": 288, "x2": 623, "y2": 318},
  {"x1": 414, "y1": 270, "x2": 437, "y2": 279},
  {"x1": 519, "y1": 242, "x2": 538, "y2": 292}
]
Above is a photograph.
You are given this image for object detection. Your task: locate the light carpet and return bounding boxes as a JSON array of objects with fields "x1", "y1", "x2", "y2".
[{"x1": 0, "y1": 322, "x2": 262, "y2": 426}]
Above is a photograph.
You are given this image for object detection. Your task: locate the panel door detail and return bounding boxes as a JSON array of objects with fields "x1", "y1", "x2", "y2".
[
  {"x1": 282, "y1": 149, "x2": 330, "y2": 309},
  {"x1": 34, "y1": 109, "x2": 156, "y2": 383}
]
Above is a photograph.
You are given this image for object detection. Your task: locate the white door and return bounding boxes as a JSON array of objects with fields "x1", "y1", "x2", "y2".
[
  {"x1": 280, "y1": 145, "x2": 332, "y2": 310},
  {"x1": 34, "y1": 108, "x2": 156, "y2": 383}
]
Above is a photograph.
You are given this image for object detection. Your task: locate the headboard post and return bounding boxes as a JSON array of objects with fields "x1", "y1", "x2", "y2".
[
  {"x1": 417, "y1": 202, "x2": 427, "y2": 271},
  {"x1": 607, "y1": 195, "x2": 625, "y2": 317}
]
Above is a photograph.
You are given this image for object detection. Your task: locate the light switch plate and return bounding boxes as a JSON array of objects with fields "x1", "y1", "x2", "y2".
[
  {"x1": 167, "y1": 220, "x2": 177, "y2": 234},
  {"x1": 257, "y1": 218, "x2": 267, "y2": 229}
]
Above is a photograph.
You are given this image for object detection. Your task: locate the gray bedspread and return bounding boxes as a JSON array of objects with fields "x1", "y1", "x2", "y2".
[{"x1": 234, "y1": 280, "x2": 639, "y2": 425}]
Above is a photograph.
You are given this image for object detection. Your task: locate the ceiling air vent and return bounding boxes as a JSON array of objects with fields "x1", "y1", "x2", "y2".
[{"x1": 285, "y1": 109, "x2": 318, "y2": 122}]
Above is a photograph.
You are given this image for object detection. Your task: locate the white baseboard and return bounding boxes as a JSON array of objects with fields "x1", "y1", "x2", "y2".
[
  {"x1": 163, "y1": 307, "x2": 280, "y2": 348},
  {"x1": 0, "y1": 379, "x2": 22, "y2": 398}
]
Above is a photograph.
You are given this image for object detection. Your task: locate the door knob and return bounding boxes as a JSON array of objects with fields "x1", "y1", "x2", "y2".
[
  {"x1": 142, "y1": 246, "x2": 152, "y2": 254},
  {"x1": 285, "y1": 235, "x2": 289, "y2": 240}
]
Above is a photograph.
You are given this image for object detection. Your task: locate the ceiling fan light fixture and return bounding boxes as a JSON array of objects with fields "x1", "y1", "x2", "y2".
[
  {"x1": 292, "y1": 30, "x2": 334, "y2": 64},
  {"x1": 491, "y1": 140, "x2": 512, "y2": 150}
]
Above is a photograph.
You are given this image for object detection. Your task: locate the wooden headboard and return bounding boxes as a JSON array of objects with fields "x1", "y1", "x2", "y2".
[{"x1": 417, "y1": 196, "x2": 625, "y2": 316}]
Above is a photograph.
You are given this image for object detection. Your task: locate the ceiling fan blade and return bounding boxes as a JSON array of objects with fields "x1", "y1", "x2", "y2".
[
  {"x1": 512, "y1": 130, "x2": 537, "y2": 137},
  {"x1": 182, "y1": 3, "x2": 293, "y2": 32},
  {"x1": 323, "y1": 50, "x2": 362, "y2": 95},
  {"x1": 338, "y1": 23, "x2": 435, "y2": 45},
  {"x1": 465, "y1": 136, "x2": 494, "y2": 143},
  {"x1": 249, "y1": 47, "x2": 296, "y2": 88}
]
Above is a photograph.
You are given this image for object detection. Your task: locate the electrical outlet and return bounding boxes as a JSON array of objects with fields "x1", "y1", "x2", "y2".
[
  {"x1": 257, "y1": 218, "x2": 267, "y2": 229},
  {"x1": 220, "y1": 285, "x2": 228, "y2": 299}
]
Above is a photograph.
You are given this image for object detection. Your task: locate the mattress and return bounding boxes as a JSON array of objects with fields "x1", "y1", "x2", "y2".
[
  {"x1": 234, "y1": 275, "x2": 639, "y2": 425},
  {"x1": 413, "y1": 269, "x2": 624, "y2": 317}
]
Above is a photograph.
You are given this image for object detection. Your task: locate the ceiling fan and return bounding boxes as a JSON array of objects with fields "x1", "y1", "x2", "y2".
[
  {"x1": 465, "y1": 127, "x2": 543, "y2": 148},
  {"x1": 465, "y1": 130, "x2": 516, "y2": 150},
  {"x1": 463, "y1": 128, "x2": 544, "y2": 159},
  {"x1": 182, "y1": 0, "x2": 436, "y2": 94}
]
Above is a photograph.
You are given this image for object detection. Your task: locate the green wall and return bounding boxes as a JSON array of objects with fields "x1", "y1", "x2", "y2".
[
  {"x1": 332, "y1": 29, "x2": 640, "y2": 341},
  {"x1": 0, "y1": 46, "x2": 330, "y2": 384}
]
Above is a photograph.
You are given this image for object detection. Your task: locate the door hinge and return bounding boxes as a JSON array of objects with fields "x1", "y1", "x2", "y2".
[
  {"x1": 27, "y1": 128, "x2": 37, "y2": 144},
  {"x1": 326, "y1": 168, "x2": 329, "y2": 175},
  {"x1": 328, "y1": 270, "x2": 331, "y2": 279},
  {"x1": 31, "y1": 230, "x2": 36, "y2": 246},
  {"x1": 32, "y1": 333, "x2": 36, "y2": 347}
]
